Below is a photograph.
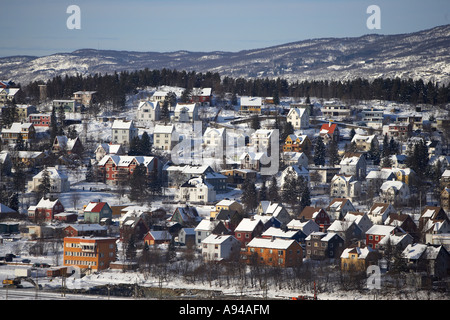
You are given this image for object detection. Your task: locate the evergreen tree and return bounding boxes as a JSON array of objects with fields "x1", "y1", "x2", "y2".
[
  {"x1": 161, "y1": 100, "x2": 170, "y2": 123},
  {"x1": 267, "y1": 176, "x2": 280, "y2": 202},
  {"x1": 282, "y1": 172, "x2": 299, "y2": 206},
  {"x1": 382, "y1": 133, "x2": 390, "y2": 158},
  {"x1": 368, "y1": 139, "x2": 381, "y2": 165},
  {"x1": 50, "y1": 107, "x2": 58, "y2": 142},
  {"x1": 349, "y1": 128, "x2": 356, "y2": 140},
  {"x1": 85, "y1": 161, "x2": 94, "y2": 182},
  {"x1": 140, "y1": 131, "x2": 152, "y2": 155},
  {"x1": 250, "y1": 115, "x2": 261, "y2": 130},
  {"x1": 241, "y1": 179, "x2": 258, "y2": 213},
  {"x1": 259, "y1": 179, "x2": 268, "y2": 202},
  {"x1": 280, "y1": 121, "x2": 294, "y2": 142},
  {"x1": 406, "y1": 138, "x2": 429, "y2": 179},
  {"x1": 57, "y1": 106, "x2": 65, "y2": 136},
  {"x1": 327, "y1": 138, "x2": 340, "y2": 167},
  {"x1": 300, "y1": 183, "x2": 311, "y2": 211},
  {"x1": 37, "y1": 167, "x2": 51, "y2": 199},
  {"x1": 313, "y1": 136, "x2": 326, "y2": 166},
  {"x1": 129, "y1": 163, "x2": 149, "y2": 203}
]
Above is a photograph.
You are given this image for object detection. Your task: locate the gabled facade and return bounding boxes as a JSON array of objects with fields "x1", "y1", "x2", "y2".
[
  {"x1": 339, "y1": 152, "x2": 366, "y2": 180},
  {"x1": 234, "y1": 217, "x2": 265, "y2": 248},
  {"x1": 367, "y1": 202, "x2": 395, "y2": 225},
  {"x1": 287, "y1": 107, "x2": 309, "y2": 129},
  {"x1": 137, "y1": 100, "x2": 160, "y2": 124},
  {"x1": 174, "y1": 103, "x2": 199, "y2": 122},
  {"x1": 201, "y1": 234, "x2": 240, "y2": 262},
  {"x1": 298, "y1": 207, "x2": 331, "y2": 232},
  {"x1": 83, "y1": 201, "x2": 113, "y2": 224},
  {"x1": 28, "y1": 197, "x2": 65, "y2": 221},
  {"x1": 111, "y1": 120, "x2": 138, "y2": 147},
  {"x1": 305, "y1": 232, "x2": 344, "y2": 260}
]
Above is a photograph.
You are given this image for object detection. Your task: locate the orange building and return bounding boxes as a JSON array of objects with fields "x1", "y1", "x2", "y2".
[
  {"x1": 63, "y1": 236, "x2": 117, "y2": 272},
  {"x1": 241, "y1": 237, "x2": 303, "y2": 268}
]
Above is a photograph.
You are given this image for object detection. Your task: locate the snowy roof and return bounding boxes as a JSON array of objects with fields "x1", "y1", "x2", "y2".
[
  {"x1": 328, "y1": 220, "x2": 354, "y2": 232},
  {"x1": 288, "y1": 107, "x2": 307, "y2": 118},
  {"x1": 138, "y1": 100, "x2": 159, "y2": 110},
  {"x1": 402, "y1": 243, "x2": 428, "y2": 260},
  {"x1": 340, "y1": 246, "x2": 374, "y2": 259},
  {"x1": 66, "y1": 224, "x2": 107, "y2": 231},
  {"x1": 195, "y1": 218, "x2": 219, "y2": 232},
  {"x1": 202, "y1": 234, "x2": 236, "y2": 245},
  {"x1": 112, "y1": 120, "x2": 134, "y2": 129},
  {"x1": 239, "y1": 151, "x2": 267, "y2": 161},
  {"x1": 84, "y1": 202, "x2": 108, "y2": 213},
  {"x1": 340, "y1": 153, "x2": 363, "y2": 165},
  {"x1": 246, "y1": 237, "x2": 296, "y2": 250},
  {"x1": 351, "y1": 134, "x2": 376, "y2": 144},
  {"x1": 98, "y1": 155, "x2": 155, "y2": 167},
  {"x1": 191, "y1": 87, "x2": 212, "y2": 96},
  {"x1": 33, "y1": 167, "x2": 68, "y2": 180},
  {"x1": 380, "y1": 180, "x2": 405, "y2": 191},
  {"x1": 175, "y1": 103, "x2": 197, "y2": 112},
  {"x1": 366, "y1": 225, "x2": 396, "y2": 236},
  {"x1": 181, "y1": 176, "x2": 214, "y2": 189},
  {"x1": 234, "y1": 218, "x2": 262, "y2": 232},
  {"x1": 147, "y1": 230, "x2": 172, "y2": 241},
  {"x1": 261, "y1": 227, "x2": 298, "y2": 239},
  {"x1": 34, "y1": 197, "x2": 60, "y2": 209},
  {"x1": 154, "y1": 124, "x2": 174, "y2": 134},
  {"x1": 2, "y1": 122, "x2": 34, "y2": 134},
  {"x1": 203, "y1": 127, "x2": 225, "y2": 137},
  {"x1": 240, "y1": 96, "x2": 263, "y2": 106}
]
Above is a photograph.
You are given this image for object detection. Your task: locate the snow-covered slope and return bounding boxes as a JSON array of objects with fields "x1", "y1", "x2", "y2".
[{"x1": 1, "y1": 24, "x2": 449, "y2": 85}]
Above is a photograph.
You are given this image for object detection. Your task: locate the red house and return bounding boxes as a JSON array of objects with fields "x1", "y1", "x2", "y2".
[
  {"x1": 143, "y1": 230, "x2": 172, "y2": 246},
  {"x1": 319, "y1": 122, "x2": 340, "y2": 143},
  {"x1": 234, "y1": 217, "x2": 265, "y2": 248},
  {"x1": 189, "y1": 88, "x2": 212, "y2": 106},
  {"x1": 298, "y1": 207, "x2": 331, "y2": 232},
  {"x1": 365, "y1": 225, "x2": 403, "y2": 249},
  {"x1": 28, "y1": 197, "x2": 64, "y2": 221},
  {"x1": 29, "y1": 113, "x2": 52, "y2": 127}
]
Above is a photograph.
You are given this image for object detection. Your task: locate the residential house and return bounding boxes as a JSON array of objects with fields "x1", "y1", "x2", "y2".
[
  {"x1": 137, "y1": 100, "x2": 160, "y2": 124},
  {"x1": 164, "y1": 164, "x2": 226, "y2": 192},
  {"x1": 98, "y1": 155, "x2": 161, "y2": 186},
  {"x1": 240, "y1": 96, "x2": 263, "y2": 114},
  {"x1": 28, "y1": 167, "x2": 70, "y2": 193},
  {"x1": 210, "y1": 199, "x2": 243, "y2": 219},
  {"x1": 282, "y1": 134, "x2": 312, "y2": 154},
  {"x1": 214, "y1": 210, "x2": 243, "y2": 233},
  {"x1": 194, "y1": 218, "x2": 229, "y2": 249},
  {"x1": 143, "y1": 230, "x2": 172, "y2": 246},
  {"x1": 257, "y1": 201, "x2": 291, "y2": 226},
  {"x1": 16, "y1": 105, "x2": 37, "y2": 122},
  {"x1": 286, "y1": 107, "x2": 309, "y2": 130},
  {"x1": 351, "y1": 134, "x2": 379, "y2": 152},
  {"x1": 343, "y1": 212, "x2": 373, "y2": 236},
  {"x1": 173, "y1": 103, "x2": 199, "y2": 122},
  {"x1": 250, "y1": 129, "x2": 275, "y2": 153},
  {"x1": 0, "y1": 87, "x2": 20, "y2": 104},
  {"x1": 326, "y1": 198, "x2": 355, "y2": 221},
  {"x1": 298, "y1": 206, "x2": 331, "y2": 232},
  {"x1": 239, "y1": 151, "x2": 268, "y2": 171},
  {"x1": 330, "y1": 174, "x2": 361, "y2": 200},
  {"x1": 52, "y1": 135, "x2": 83, "y2": 156},
  {"x1": 340, "y1": 245, "x2": 379, "y2": 272},
  {"x1": 120, "y1": 215, "x2": 150, "y2": 242},
  {"x1": 242, "y1": 237, "x2": 303, "y2": 267},
  {"x1": 52, "y1": 99, "x2": 81, "y2": 113},
  {"x1": 169, "y1": 206, "x2": 201, "y2": 227},
  {"x1": 178, "y1": 228, "x2": 196, "y2": 248},
  {"x1": 382, "y1": 123, "x2": 411, "y2": 141},
  {"x1": 190, "y1": 87, "x2": 213, "y2": 106},
  {"x1": 361, "y1": 108, "x2": 384, "y2": 129},
  {"x1": 384, "y1": 213, "x2": 418, "y2": 241},
  {"x1": 177, "y1": 176, "x2": 216, "y2": 204},
  {"x1": 54, "y1": 212, "x2": 78, "y2": 223},
  {"x1": 418, "y1": 206, "x2": 450, "y2": 242},
  {"x1": 261, "y1": 227, "x2": 303, "y2": 243},
  {"x1": 280, "y1": 165, "x2": 310, "y2": 189},
  {"x1": 234, "y1": 217, "x2": 265, "y2": 248},
  {"x1": 380, "y1": 180, "x2": 410, "y2": 206},
  {"x1": 327, "y1": 220, "x2": 363, "y2": 246},
  {"x1": 153, "y1": 124, "x2": 176, "y2": 151},
  {"x1": 220, "y1": 168, "x2": 257, "y2": 188},
  {"x1": 63, "y1": 236, "x2": 117, "y2": 272},
  {"x1": 203, "y1": 127, "x2": 225, "y2": 155},
  {"x1": 319, "y1": 122, "x2": 340, "y2": 144},
  {"x1": 402, "y1": 243, "x2": 450, "y2": 278},
  {"x1": 377, "y1": 231, "x2": 413, "y2": 253},
  {"x1": 64, "y1": 224, "x2": 108, "y2": 237},
  {"x1": 1, "y1": 122, "x2": 35, "y2": 145},
  {"x1": 111, "y1": 120, "x2": 138, "y2": 147},
  {"x1": 305, "y1": 232, "x2": 345, "y2": 260},
  {"x1": 366, "y1": 169, "x2": 397, "y2": 192},
  {"x1": 281, "y1": 152, "x2": 309, "y2": 168},
  {"x1": 390, "y1": 154, "x2": 408, "y2": 168},
  {"x1": 28, "y1": 197, "x2": 64, "y2": 221},
  {"x1": 321, "y1": 103, "x2": 351, "y2": 119},
  {"x1": 339, "y1": 152, "x2": 366, "y2": 180},
  {"x1": 29, "y1": 113, "x2": 51, "y2": 127},
  {"x1": 72, "y1": 91, "x2": 97, "y2": 107},
  {"x1": 441, "y1": 187, "x2": 450, "y2": 211},
  {"x1": 83, "y1": 201, "x2": 113, "y2": 224},
  {"x1": 365, "y1": 225, "x2": 404, "y2": 250},
  {"x1": 286, "y1": 219, "x2": 320, "y2": 238},
  {"x1": 367, "y1": 202, "x2": 395, "y2": 225},
  {"x1": 201, "y1": 234, "x2": 241, "y2": 262},
  {"x1": 94, "y1": 143, "x2": 125, "y2": 161}
]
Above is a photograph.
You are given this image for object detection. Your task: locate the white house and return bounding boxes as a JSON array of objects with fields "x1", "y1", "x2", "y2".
[
  {"x1": 194, "y1": 218, "x2": 226, "y2": 249},
  {"x1": 201, "y1": 234, "x2": 240, "y2": 261},
  {"x1": 343, "y1": 212, "x2": 373, "y2": 235},
  {"x1": 367, "y1": 202, "x2": 395, "y2": 225},
  {"x1": 330, "y1": 174, "x2": 361, "y2": 200},
  {"x1": 28, "y1": 167, "x2": 70, "y2": 193},
  {"x1": 250, "y1": 129, "x2": 275, "y2": 153},
  {"x1": 281, "y1": 152, "x2": 308, "y2": 168},
  {"x1": 137, "y1": 100, "x2": 160, "y2": 124},
  {"x1": 153, "y1": 124, "x2": 176, "y2": 151},
  {"x1": 174, "y1": 103, "x2": 199, "y2": 122},
  {"x1": 351, "y1": 134, "x2": 379, "y2": 152},
  {"x1": 111, "y1": 120, "x2": 138, "y2": 147},
  {"x1": 339, "y1": 152, "x2": 366, "y2": 180},
  {"x1": 177, "y1": 176, "x2": 216, "y2": 204},
  {"x1": 94, "y1": 143, "x2": 125, "y2": 161},
  {"x1": 287, "y1": 107, "x2": 309, "y2": 130},
  {"x1": 380, "y1": 180, "x2": 410, "y2": 206},
  {"x1": 326, "y1": 198, "x2": 355, "y2": 221},
  {"x1": 257, "y1": 201, "x2": 292, "y2": 225},
  {"x1": 280, "y1": 165, "x2": 310, "y2": 189},
  {"x1": 286, "y1": 219, "x2": 320, "y2": 236},
  {"x1": 203, "y1": 127, "x2": 225, "y2": 151}
]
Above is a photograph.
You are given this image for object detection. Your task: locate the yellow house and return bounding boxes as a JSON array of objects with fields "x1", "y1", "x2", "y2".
[
  {"x1": 392, "y1": 168, "x2": 415, "y2": 185},
  {"x1": 210, "y1": 199, "x2": 243, "y2": 219},
  {"x1": 340, "y1": 246, "x2": 378, "y2": 272}
]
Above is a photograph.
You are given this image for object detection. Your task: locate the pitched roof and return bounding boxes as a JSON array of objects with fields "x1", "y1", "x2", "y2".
[
  {"x1": 84, "y1": 202, "x2": 108, "y2": 213},
  {"x1": 299, "y1": 207, "x2": 326, "y2": 220},
  {"x1": 320, "y1": 122, "x2": 337, "y2": 135},
  {"x1": 247, "y1": 237, "x2": 296, "y2": 250}
]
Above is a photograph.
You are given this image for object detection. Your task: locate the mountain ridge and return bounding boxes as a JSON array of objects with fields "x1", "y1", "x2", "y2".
[{"x1": 1, "y1": 24, "x2": 449, "y2": 85}]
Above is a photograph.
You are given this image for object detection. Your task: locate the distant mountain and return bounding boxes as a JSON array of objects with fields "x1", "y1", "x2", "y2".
[{"x1": 1, "y1": 24, "x2": 449, "y2": 85}]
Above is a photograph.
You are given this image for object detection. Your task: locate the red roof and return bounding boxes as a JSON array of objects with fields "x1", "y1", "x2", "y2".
[
  {"x1": 320, "y1": 123, "x2": 337, "y2": 134},
  {"x1": 85, "y1": 202, "x2": 107, "y2": 213}
]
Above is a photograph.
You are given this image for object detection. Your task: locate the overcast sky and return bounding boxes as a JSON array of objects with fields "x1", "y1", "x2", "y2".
[{"x1": 1, "y1": 0, "x2": 449, "y2": 57}]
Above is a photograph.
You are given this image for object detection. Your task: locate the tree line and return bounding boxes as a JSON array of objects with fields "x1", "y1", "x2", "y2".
[{"x1": 16, "y1": 69, "x2": 450, "y2": 107}]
